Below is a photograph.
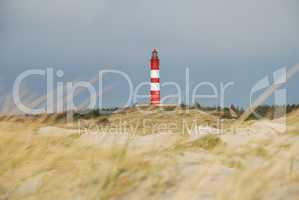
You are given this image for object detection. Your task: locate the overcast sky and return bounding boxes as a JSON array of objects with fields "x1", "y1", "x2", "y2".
[{"x1": 0, "y1": 0, "x2": 298, "y2": 108}]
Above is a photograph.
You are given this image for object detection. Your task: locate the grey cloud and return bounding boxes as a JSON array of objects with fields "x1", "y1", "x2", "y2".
[{"x1": 0, "y1": 0, "x2": 298, "y2": 106}]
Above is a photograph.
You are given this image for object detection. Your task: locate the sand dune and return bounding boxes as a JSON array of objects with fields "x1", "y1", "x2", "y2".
[{"x1": 0, "y1": 109, "x2": 298, "y2": 200}]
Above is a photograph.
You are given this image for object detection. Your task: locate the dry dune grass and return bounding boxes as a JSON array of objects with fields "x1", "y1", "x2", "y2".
[{"x1": 0, "y1": 108, "x2": 299, "y2": 200}]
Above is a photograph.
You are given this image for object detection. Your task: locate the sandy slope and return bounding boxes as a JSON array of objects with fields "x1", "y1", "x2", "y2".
[{"x1": 0, "y1": 110, "x2": 298, "y2": 200}]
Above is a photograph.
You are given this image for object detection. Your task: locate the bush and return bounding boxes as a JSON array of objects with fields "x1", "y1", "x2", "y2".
[
  {"x1": 175, "y1": 134, "x2": 223, "y2": 151},
  {"x1": 189, "y1": 134, "x2": 223, "y2": 150}
]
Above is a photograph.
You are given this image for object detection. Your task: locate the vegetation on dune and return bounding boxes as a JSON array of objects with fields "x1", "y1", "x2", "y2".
[
  {"x1": 188, "y1": 134, "x2": 223, "y2": 150},
  {"x1": 174, "y1": 134, "x2": 224, "y2": 151},
  {"x1": 0, "y1": 107, "x2": 298, "y2": 200}
]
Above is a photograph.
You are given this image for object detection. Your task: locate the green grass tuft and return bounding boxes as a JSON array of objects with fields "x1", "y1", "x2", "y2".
[{"x1": 174, "y1": 134, "x2": 224, "y2": 151}]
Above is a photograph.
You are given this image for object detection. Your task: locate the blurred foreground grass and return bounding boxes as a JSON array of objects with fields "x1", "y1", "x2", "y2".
[{"x1": 0, "y1": 108, "x2": 299, "y2": 199}]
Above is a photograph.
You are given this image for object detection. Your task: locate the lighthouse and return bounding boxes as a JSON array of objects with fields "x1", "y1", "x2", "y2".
[{"x1": 150, "y1": 48, "x2": 160, "y2": 105}]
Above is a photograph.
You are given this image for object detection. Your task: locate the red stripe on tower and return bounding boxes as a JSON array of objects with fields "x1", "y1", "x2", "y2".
[{"x1": 150, "y1": 48, "x2": 160, "y2": 105}]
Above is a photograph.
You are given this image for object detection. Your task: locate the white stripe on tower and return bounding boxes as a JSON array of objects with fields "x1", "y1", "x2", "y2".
[
  {"x1": 150, "y1": 82, "x2": 160, "y2": 91},
  {"x1": 151, "y1": 70, "x2": 159, "y2": 78}
]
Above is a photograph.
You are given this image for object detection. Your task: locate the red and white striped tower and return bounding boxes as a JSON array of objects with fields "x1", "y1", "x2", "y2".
[{"x1": 150, "y1": 48, "x2": 160, "y2": 105}]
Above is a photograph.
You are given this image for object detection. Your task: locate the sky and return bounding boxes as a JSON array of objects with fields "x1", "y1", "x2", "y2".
[{"x1": 0, "y1": 0, "x2": 298, "y2": 109}]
